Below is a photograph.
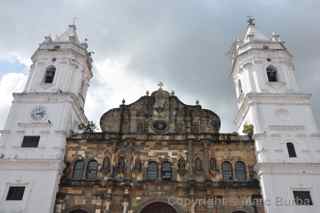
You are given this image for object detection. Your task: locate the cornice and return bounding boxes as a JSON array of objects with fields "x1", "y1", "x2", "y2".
[
  {"x1": 0, "y1": 159, "x2": 64, "y2": 171},
  {"x1": 235, "y1": 92, "x2": 312, "y2": 127},
  {"x1": 255, "y1": 162, "x2": 320, "y2": 176},
  {"x1": 13, "y1": 92, "x2": 88, "y2": 125}
]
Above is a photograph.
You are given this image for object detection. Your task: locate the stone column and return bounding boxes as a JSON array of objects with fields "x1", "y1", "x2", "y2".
[
  {"x1": 122, "y1": 187, "x2": 130, "y2": 213},
  {"x1": 103, "y1": 188, "x2": 112, "y2": 213}
]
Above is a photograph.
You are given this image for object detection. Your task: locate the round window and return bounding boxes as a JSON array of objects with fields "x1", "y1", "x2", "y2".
[{"x1": 152, "y1": 120, "x2": 168, "y2": 132}]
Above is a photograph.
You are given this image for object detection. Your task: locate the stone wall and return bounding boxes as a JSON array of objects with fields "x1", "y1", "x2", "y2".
[{"x1": 55, "y1": 133, "x2": 265, "y2": 213}]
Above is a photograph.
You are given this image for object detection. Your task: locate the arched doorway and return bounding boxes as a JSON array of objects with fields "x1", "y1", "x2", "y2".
[
  {"x1": 141, "y1": 202, "x2": 177, "y2": 213},
  {"x1": 69, "y1": 210, "x2": 88, "y2": 213}
]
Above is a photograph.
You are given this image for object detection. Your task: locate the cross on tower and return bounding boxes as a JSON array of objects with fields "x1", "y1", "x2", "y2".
[
  {"x1": 247, "y1": 16, "x2": 255, "y2": 26},
  {"x1": 158, "y1": 81, "x2": 164, "y2": 89}
]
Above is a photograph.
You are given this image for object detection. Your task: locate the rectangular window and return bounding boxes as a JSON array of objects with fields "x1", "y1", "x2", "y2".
[
  {"x1": 293, "y1": 191, "x2": 313, "y2": 206},
  {"x1": 21, "y1": 136, "x2": 40, "y2": 148},
  {"x1": 6, "y1": 186, "x2": 25, "y2": 201}
]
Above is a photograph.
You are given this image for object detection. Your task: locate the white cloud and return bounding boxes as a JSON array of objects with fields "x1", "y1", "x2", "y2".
[
  {"x1": 0, "y1": 1, "x2": 319, "y2": 132},
  {"x1": 0, "y1": 53, "x2": 31, "y2": 66},
  {"x1": 85, "y1": 56, "x2": 156, "y2": 127},
  {"x1": 0, "y1": 72, "x2": 27, "y2": 129}
]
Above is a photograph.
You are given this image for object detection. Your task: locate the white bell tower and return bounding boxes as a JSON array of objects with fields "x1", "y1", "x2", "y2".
[
  {"x1": 231, "y1": 18, "x2": 320, "y2": 213},
  {"x1": 0, "y1": 24, "x2": 93, "y2": 213}
]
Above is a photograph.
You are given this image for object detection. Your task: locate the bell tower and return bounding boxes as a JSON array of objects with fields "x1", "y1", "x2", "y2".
[
  {"x1": 231, "y1": 18, "x2": 320, "y2": 213},
  {"x1": 0, "y1": 24, "x2": 93, "y2": 213}
]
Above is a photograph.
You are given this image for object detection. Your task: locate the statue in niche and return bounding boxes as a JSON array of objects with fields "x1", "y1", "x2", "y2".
[
  {"x1": 102, "y1": 157, "x2": 111, "y2": 173},
  {"x1": 194, "y1": 157, "x2": 202, "y2": 171},
  {"x1": 177, "y1": 157, "x2": 187, "y2": 176},
  {"x1": 178, "y1": 158, "x2": 186, "y2": 170},
  {"x1": 134, "y1": 157, "x2": 142, "y2": 172},
  {"x1": 62, "y1": 162, "x2": 71, "y2": 178},
  {"x1": 117, "y1": 156, "x2": 126, "y2": 174},
  {"x1": 209, "y1": 158, "x2": 217, "y2": 171}
]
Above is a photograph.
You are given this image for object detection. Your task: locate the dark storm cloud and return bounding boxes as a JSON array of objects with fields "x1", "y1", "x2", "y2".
[{"x1": 0, "y1": 0, "x2": 319, "y2": 131}]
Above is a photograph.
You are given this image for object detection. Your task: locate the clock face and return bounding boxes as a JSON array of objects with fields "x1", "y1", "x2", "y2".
[{"x1": 31, "y1": 106, "x2": 47, "y2": 121}]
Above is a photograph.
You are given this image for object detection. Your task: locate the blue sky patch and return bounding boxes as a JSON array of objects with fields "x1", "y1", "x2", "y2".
[{"x1": 0, "y1": 59, "x2": 26, "y2": 76}]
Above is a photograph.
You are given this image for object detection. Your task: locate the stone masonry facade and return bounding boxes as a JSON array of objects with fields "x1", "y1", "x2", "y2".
[{"x1": 54, "y1": 88, "x2": 265, "y2": 213}]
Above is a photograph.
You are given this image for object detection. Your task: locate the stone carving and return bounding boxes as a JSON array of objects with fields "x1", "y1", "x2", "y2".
[
  {"x1": 194, "y1": 157, "x2": 202, "y2": 172},
  {"x1": 100, "y1": 88, "x2": 221, "y2": 134}
]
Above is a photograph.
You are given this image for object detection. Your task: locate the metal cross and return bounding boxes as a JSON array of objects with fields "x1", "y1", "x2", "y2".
[
  {"x1": 158, "y1": 81, "x2": 164, "y2": 89},
  {"x1": 247, "y1": 16, "x2": 255, "y2": 26}
]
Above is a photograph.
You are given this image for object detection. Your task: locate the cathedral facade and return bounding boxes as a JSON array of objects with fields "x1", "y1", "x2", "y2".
[
  {"x1": 0, "y1": 18, "x2": 319, "y2": 213},
  {"x1": 55, "y1": 88, "x2": 263, "y2": 213}
]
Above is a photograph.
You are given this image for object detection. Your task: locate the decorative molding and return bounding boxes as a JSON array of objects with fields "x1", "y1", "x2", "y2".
[
  {"x1": 253, "y1": 60, "x2": 264, "y2": 64},
  {"x1": 12, "y1": 92, "x2": 87, "y2": 124},
  {"x1": 0, "y1": 130, "x2": 11, "y2": 135},
  {"x1": 18, "y1": 122, "x2": 50, "y2": 128},
  {"x1": 235, "y1": 92, "x2": 312, "y2": 127},
  {"x1": 40, "y1": 130, "x2": 50, "y2": 134},
  {"x1": 54, "y1": 130, "x2": 68, "y2": 135},
  {"x1": 295, "y1": 133, "x2": 307, "y2": 138},
  {"x1": 310, "y1": 133, "x2": 320, "y2": 138},
  {"x1": 256, "y1": 162, "x2": 320, "y2": 175},
  {"x1": 0, "y1": 159, "x2": 63, "y2": 171},
  {"x1": 265, "y1": 80, "x2": 287, "y2": 91},
  {"x1": 270, "y1": 133, "x2": 281, "y2": 137},
  {"x1": 269, "y1": 125, "x2": 305, "y2": 131}
]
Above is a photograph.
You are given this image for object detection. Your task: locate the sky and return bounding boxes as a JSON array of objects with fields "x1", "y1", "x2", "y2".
[{"x1": 0, "y1": 0, "x2": 320, "y2": 132}]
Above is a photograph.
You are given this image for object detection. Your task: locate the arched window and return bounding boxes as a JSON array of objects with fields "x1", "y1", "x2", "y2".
[
  {"x1": 287, "y1": 142, "x2": 297, "y2": 158},
  {"x1": 161, "y1": 161, "x2": 172, "y2": 180},
  {"x1": 146, "y1": 161, "x2": 158, "y2": 180},
  {"x1": 86, "y1": 160, "x2": 98, "y2": 179},
  {"x1": 235, "y1": 161, "x2": 247, "y2": 181},
  {"x1": 102, "y1": 157, "x2": 111, "y2": 173},
  {"x1": 44, "y1": 65, "x2": 56, "y2": 83},
  {"x1": 266, "y1": 65, "x2": 278, "y2": 82},
  {"x1": 73, "y1": 160, "x2": 85, "y2": 179},
  {"x1": 209, "y1": 158, "x2": 217, "y2": 171},
  {"x1": 194, "y1": 157, "x2": 202, "y2": 171},
  {"x1": 222, "y1": 161, "x2": 233, "y2": 181}
]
